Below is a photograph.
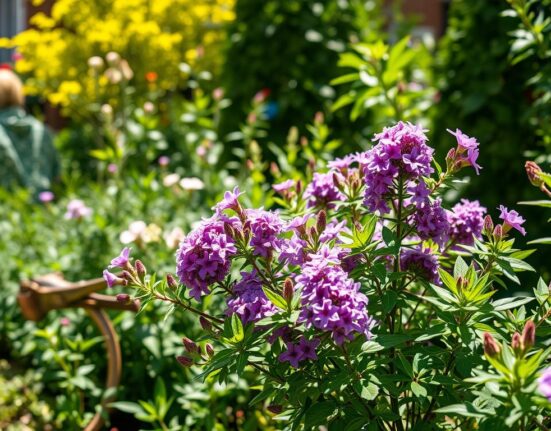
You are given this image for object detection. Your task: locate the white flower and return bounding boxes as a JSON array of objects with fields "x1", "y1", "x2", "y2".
[
  {"x1": 163, "y1": 173, "x2": 181, "y2": 187},
  {"x1": 179, "y1": 177, "x2": 204, "y2": 190},
  {"x1": 164, "y1": 227, "x2": 186, "y2": 249},
  {"x1": 120, "y1": 221, "x2": 147, "y2": 244}
]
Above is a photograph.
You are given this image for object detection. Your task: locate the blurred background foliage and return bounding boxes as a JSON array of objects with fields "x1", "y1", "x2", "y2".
[{"x1": 0, "y1": 0, "x2": 550, "y2": 429}]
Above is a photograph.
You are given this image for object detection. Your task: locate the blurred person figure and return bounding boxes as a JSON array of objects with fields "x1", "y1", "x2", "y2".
[{"x1": 0, "y1": 68, "x2": 60, "y2": 194}]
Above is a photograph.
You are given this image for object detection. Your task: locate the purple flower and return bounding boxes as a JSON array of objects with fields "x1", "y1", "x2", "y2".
[
  {"x1": 447, "y1": 128, "x2": 479, "y2": 150},
  {"x1": 448, "y1": 199, "x2": 487, "y2": 246},
  {"x1": 400, "y1": 248, "x2": 439, "y2": 283},
  {"x1": 109, "y1": 247, "x2": 131, "y2": 269},
  {"x1": 38, "y1": 191, "x2": 55, "y2": 203},
  {"x1": 103, "y1": 270, "x2": 125, "y2": 288},
  {"x1": 538, "y1": 367, "x2": 551, "y2": 401},
  {"x1": 328, "y1": 154, "x2": 357, "y2": 171},
  {"x1": 176, "y1": 216, "x2": 237, "y2": 300},
  {"x1": 362, "y1": 122, "x2": 434, "y2": 214},
  {"x1": 213, "y1": 187, "x2": 243, "y2": 214},
  {"x1": 319, "y1": 219, "x2": 349, "y2": 243},
  {"x1": 498, "y1": 205, "x2": 526, "y2": 236},
  {"x1": 279, "y1": 342, "x2": 302, "y2": 368},
  {"x1": 107, "y1": 163, "x2": 118, "y2": 174},
  {"x1": 158, "y1": 156, "x2": 170, "y2": 167},
  {"x1": 278, "y1": 235, "x2": 308, "y2": 266},
  {"x1": 64, "y1": 199, "x2": 92, "y2": 219},
  {"x1": 413, "y1": 199, "x2": 450, "y2": 247},
  {"x1": 246, "y1": 209, "x2": 284, "y2": 257},
  {"x1": 304, "y1": 172, "x2": 345, "y2": 209},
  {"x1": 286, "y1": 214, "x2": 312, "y2": 234},
  {"x1": 272, "y1": 179, "x2": 295, "y2": 194},
  {"x1": 296, "y1": 337, "x2": 320, "y2": 361},
  {"x1": 296, "y1": 248, "x2": 374, "y2": 344},
  {"x1": 447, "y1": 128, "x2": 482, "y2": 175},
  {"x1": 227, "y1": 271, "x2": 277, "y2": 324}
]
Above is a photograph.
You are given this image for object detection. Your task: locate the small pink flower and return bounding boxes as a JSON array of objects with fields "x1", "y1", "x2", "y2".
[{"x1": 38, "y1": 191, "x2": 55, "y2": 203}]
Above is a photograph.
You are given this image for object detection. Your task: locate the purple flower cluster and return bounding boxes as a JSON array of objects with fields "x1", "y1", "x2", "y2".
[
  {"x1": 295, "y1": 247, "x2": 374, "y2": 344},
  {"x1": 498, "y1": 205, "x2": 526, "y2": 236},
  {"x1": 400, "y1": 247, "x2": 439, "y2": 283},
  {"x1": 227, "y1": 271, "x2": 277, "y2": 324},
  {"x1": 245, "y1": 209, "x2": 284, "y2": 257},
  {"x1": 447, "y1": 199, "x2": 487, "y2": 246},
  {"x1": 176, "y1": 216, "x2": 237, "y2": 300},
  {"x1": 304, "y1": 172, "x2": 345, "y2": 208},
  {"x1": 278, "y1": 337, "x2": 320, "y2": 368},
  {"x1": 413, "y1": 199, "x2": 450, "y2": 246},
  {"x1": 360, "y1": 122, "x2": 434, "y2": 214}
]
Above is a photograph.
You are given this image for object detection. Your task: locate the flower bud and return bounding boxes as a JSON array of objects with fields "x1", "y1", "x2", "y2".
[
  {"x1": 267, "y1": 404, "x2": 283, "y2": 415},
  {"x1": 483, "y1": 332, "x2": 501, "y2": 357},
  {"x1": 283, "y1": 278, "x2": 294, "y2": 302},
  {"x1": 296, "y1": 180, "x2": 303, "y2": 196},
  {"x1": 166, "y1": 273, "x2": 178, "y2": 290},
  {"x1": 493, "y1": 224, "x2": 503, "y2": 241},
  {"x1": 135, "y1": 260, "x2": 146, "y2": 278},
  {"x1": 267, "y1": 405, "x2": 283, "y2": 414},
  {"x1": 525, "y1": 161, "x2": 544, "y2": 188},
  {"x1": 116, "y1": 293, "x2": 130, "y2": 303},
  {"x1": 205, "y1": 343, "x2": 214, "y2": 357},
  {"x1": 121, "y1": 270, "x2": 133, "y2": 281},
  {"x1": 314, "y1": 111, "x2": 324, "y2": 125},
  {"x1": 200, "y1": 316, "x2": 212, "y2": 332},
  {"x1": 316, "y1": 210, "x2": 327, "y2": 234},
  {"x1": 511, "y1": 332, "x2": 522, "y2": 354},
  {"x1": 300, "y1": 136, "x2": 308, "y2": 147},
  {"x1": 270, "y1": 162, "x2": 280, "y2": 177},
  {"x1": 456, "y1": 276, "x2": 468, "y2": 291},
  {"x1": 182, "y1": 337, "x2": 199, "y2": 354},
  {"x1": 522, "y1": 320, "x2": 536, "y2": 351},
  {"x1": 483, "y1": 215, "x2": 494, "y2": 236},
  {"x1": 176, "y1": 355, "x2": 193, "y2": 367}
]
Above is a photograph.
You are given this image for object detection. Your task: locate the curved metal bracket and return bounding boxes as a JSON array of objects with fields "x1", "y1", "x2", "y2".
[{"x1": 17, "y1": 273, "x2": 139, "y2": 431}]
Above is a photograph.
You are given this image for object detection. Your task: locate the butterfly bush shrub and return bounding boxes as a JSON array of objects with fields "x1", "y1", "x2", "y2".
[{"x1": 106, "y1": 122, "x2": 551, "y2": 430}]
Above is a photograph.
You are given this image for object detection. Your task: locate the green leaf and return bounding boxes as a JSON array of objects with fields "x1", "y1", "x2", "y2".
[
  {"x1": 360, "y1": 381, "x2": 379, "y2": 401},
  {"x1": 109, "y1": 401, "x2": 146, "y2": 415},
  {"x1": 453, "y1": 257, "x2": 469, "y2": 278},
  {"x1": 231, "y1": 314, "x2": 244, "y2": 342},
  {"x1": 381, "y1": 290, "x2": 398, "y2": 313},
  {"x1": 528, "y1": 237, "x2": 551, "y2": 245},
  {"x1": 435, "y1": 403, "x2": 489, "y2": 418},
  {"x1": 411, "y1": 381, "x2": 427, "y2": 398},
  {"x1": 492, "y1": 296, "x2": 534, "y2": 311},
  {"x1": 304, "y1": 401, "x2": 337, "y2": 429},
  {"x1": 262, "y1": 287, "x2": 287, "y2": 310}
]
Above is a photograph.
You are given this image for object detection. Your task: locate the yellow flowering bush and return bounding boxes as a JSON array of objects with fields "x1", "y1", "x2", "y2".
[{"x1": 0, "y1": 0, "x2": 234, "y2": 118}]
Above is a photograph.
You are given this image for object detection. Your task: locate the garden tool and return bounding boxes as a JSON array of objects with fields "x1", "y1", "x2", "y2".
[{"x1": 17, "y1": 273, "x2": 139, "y2": 431}]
